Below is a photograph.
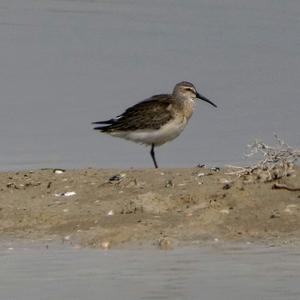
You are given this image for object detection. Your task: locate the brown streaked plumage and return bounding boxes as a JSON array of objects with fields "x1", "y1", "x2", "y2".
[{"x1": 92, "y1": 81, "x2": 217, "y2": 168}]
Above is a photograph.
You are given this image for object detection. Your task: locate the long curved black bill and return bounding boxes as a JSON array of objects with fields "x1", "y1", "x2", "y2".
[{"x1": 196, "y1": 92, "x2": 217, "y2": 108}]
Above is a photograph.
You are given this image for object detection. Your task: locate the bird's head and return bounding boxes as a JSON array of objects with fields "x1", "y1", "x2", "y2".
[{"x1": 173, "y1": 81, "x2": 217, "y2": 108}]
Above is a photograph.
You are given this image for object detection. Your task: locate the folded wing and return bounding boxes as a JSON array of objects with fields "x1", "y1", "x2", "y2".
[{"x1": 93, "y1": 95, "x2": 174, "y2": 132}]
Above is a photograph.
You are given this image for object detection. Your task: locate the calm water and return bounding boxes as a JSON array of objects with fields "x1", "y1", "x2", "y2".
[
  {"x1": 0, "y1": 0, "x2": 299, "y2": 170},
  {"x1": 0, "y1": 242, "x2": 300, "y2": 300}
]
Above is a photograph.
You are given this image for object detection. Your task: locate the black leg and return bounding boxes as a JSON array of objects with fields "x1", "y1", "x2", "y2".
[{"x1": 150, "y1": 144, "x2": 158, "y2": 168}]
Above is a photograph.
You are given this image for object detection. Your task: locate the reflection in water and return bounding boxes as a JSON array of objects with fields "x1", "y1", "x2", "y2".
[{"x1": 0, "y1": 243, "x2": 300, "y2": 300}]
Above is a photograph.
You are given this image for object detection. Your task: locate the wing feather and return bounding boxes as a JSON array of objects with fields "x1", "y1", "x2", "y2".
[{"x1": 101, "y1": 95, "x2": 175, "y2": 132}]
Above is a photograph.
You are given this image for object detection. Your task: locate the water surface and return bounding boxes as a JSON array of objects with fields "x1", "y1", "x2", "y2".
[
  {"x1": 0, "y1": 0, "x2": 300, "y2": 170},
  {"x1": 1, "y1": 243, "x2": 300, "y2": 300}
]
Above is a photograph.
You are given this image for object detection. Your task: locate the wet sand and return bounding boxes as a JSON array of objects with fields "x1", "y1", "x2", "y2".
[{"x1": 0, "y1": 167, "x2": 300, "y2": 249}]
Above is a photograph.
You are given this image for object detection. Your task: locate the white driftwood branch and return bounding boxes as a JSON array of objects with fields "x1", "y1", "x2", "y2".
[{"x1": 226, "y1": 134, "x2": 300, "y2": 181}]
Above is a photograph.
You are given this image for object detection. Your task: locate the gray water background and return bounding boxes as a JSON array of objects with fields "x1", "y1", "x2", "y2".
[
  {"x1": 0, "y1": 0, "x2": 300, "y2": 170},
  {"x1": 0, "y1": 242, "x2": 300, "y2": 300}
]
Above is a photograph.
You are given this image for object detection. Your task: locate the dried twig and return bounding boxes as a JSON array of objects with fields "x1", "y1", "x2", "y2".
[
  {"x1": 226, "y1": 134, "x2": 300, "y2": 182},
  {"x1": 272, "y1": 183, "x2": 300, "y2": 192}
]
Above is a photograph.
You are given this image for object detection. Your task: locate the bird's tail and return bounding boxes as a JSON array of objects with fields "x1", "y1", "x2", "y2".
[
  {"x1": 92, "y1": 119, "x2": 116, "y2": 125},
  {"x1": 92, "y1": 119, "x2": 115, "y2": 132}
]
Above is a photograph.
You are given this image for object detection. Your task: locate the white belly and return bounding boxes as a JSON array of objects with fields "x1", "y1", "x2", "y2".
[{"x1": 109, "y1": 118, "x2": 188, "y2": 146}]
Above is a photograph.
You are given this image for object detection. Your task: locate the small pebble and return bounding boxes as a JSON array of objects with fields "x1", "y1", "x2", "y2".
[
  {"x1": 270, "y1": 211, "x2": 280, "y2": 218},
  {"x1": 197, "y1": 164, "x2": 206, "y2": 168},
  {"x1": 284, "y1": 204, "x2": 298, "y2": 214},
  {"x1": 64, "y1": 191, "x2": 76, "y2": 197},
  {"x1": 101, "y1": 241, "x2": 110, "y2": 250},
  {"x1": 211, "y1": 167, "x2": 221, "y2": 172},
  {"x1": 108, "y1": 173, "x2": 126, "y2": 183},
  {"x1": 158, "y1": 238, "x2": 173, "y2": 250},
  {"x1": 64, "y1": 235, "x2": 71, "y2": 241},
  {"x1": 220, "y1": 209, "x2": 230, "y2": 214},
  {"x1": 219, "y1": 178, "x2": 232, "y2": 184},
  {"x1": 53, "y1": 169, "x2": 65, "y2": 174},
  {"x1": 54, "y1": 191, "x2": 76, "y2": 197},
  {"x1": 223, "y1": 183, "x2": 232, "y2": 190},
  {"x1": 197, "y1": 173, "x2": 205, "y2": 177},
  {"x1": 165, "y1": 180, "x2": 173, "y2": 188}
]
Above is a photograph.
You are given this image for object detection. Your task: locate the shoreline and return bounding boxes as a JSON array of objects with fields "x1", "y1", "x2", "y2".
[{"x1": 1, "y1": 167, "x2": 300, "y2": 249}]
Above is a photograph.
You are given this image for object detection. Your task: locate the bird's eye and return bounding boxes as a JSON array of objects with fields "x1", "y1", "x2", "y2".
[{"x1": 186, "y1": 88, "x2": 195, "y2": 93}]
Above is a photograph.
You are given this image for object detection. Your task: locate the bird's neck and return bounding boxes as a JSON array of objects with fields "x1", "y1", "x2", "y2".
[{"x1": 177, "y1": 98, "x2": 195, "y2": 120}]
